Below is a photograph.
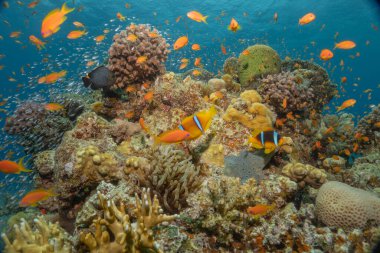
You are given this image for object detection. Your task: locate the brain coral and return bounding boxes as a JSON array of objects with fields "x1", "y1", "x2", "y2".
[
  {"x1": 108, "y1": 23, "x2": 170, "y2": 90},
  {"x1": 237, "y1": 44, "x2": 281, "y2": 87},
  {"x1": 316, "y1": 181, "x2": 380, "y2": 229}
]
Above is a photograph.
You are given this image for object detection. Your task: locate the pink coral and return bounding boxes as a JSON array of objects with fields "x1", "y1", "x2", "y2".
[{"x1": 108, "y1": 24, "x2": 170, "y2": 90}]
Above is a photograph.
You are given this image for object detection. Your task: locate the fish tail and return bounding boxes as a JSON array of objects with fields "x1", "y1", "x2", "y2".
[
  {"x1": 18, "y1": 157, "x2": 33, "y2": 173},
  {"x1": 238, "y1": 25, "x2": 242, "y2": 30},
  {"x1": 202, "y1": 16, "x2": 208, "y2": 24},
  {"x1": 61, "y1": 2, "x2": 75, "y2": 15}
]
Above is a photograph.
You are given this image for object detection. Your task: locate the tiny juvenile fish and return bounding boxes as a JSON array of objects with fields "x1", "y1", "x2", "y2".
[{"x1": 29, "y1": 35, "x2": 46, "y2": 50}]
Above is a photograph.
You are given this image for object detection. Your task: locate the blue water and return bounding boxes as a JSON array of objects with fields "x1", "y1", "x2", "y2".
[{"x1": 0, "y1": 0, "x2": 379, "y2": 243}]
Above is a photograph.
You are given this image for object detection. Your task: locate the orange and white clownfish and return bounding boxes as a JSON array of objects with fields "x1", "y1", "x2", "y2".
[
  {"x1": 178, "y1": 106, "x2": 217, "y2": 140},
  {"x1": 248, "y1": 128, "x2": 284, "y2": 154}
]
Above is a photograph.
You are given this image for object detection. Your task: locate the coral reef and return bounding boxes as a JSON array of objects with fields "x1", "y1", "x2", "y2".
[
  {"x1": 223, "y1": 90, "x2": 275, "y2": 129},
  {"x1": 316, "y1": 181, "x2": 380, "y2": 229},
  {"x1": 4, "y1": 102, "x2": 73, "y2": 154},
  {"x1": 127, "y1": 145, "x2": 206, "y2": 213},
  {"x1": 108, "y1": 24, "x2": 170, "y2": 90},
  {"x1": 79, "y1": 188, "x2": 177, "y2": 253},
  {"x1": 355, "y1": 104, "x2": 380, "y2": 151},
  {"x1": 223, "y1": 57, "x2": 239, "y2": 81},
  {"x1": 237, "y1": 44, "x2": 281, "y2": 87},
  {"x1": 282, "y1": 162, "x2": 327, "y2": 188},
  {"x1": 2, "y1": 216, "x2": 73, "y2": 253}
]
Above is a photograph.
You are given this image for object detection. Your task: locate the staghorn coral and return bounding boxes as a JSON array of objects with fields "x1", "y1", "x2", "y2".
[
  {"x1": 108, "y1": 23, "x2": 170, "y2": 90},
  {"x1": 316, "y1": 181, "x2": 380, "y2": 229},
  {"x1": 2, "y1": 216, "x2": 73, "y2": 253},
  {"x1": 258, "y1": 71, "x2": 315, "y2": 117},
  {"x1": 127, "y1": 145, "x2": 206, "y2": 213},
  {"x1": 4, "y1": 102, "x2": 73, "y2": 154},
  {"x1": 237, "y1": 44, "x2": 281, "y2": 87},
  {"x1": 79, "y1": 188, "x2": 176, "y2": 253},
  {"x1": 282, "y1": 162, "x2": 327, "y2": 188},
  {"x1": 223, "y1": 89, "x2": 275, "y2": 130}
]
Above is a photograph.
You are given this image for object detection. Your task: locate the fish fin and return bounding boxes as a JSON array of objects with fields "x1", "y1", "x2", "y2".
[
  {"x1": 248, "y1": 137, "x2": 263, "y2": 149},
  {"x1": 237, "y1": 25, "x2": 242, "y2": 30},
  {"x1": 61, "y1": 2, "x2": 75, "y2": 15},
  {"x1": 202, "y1": 16, "x2": 208, "y2": 24},
  {"x1": 18, "y1": 157, "x2": 32, "y2": 173},
  {"x1": 264, "y1": 144, "x2": 276, "y2": 154},
  {"x1": 52, "y1": 25, "x2": 61, "y2": 33}
]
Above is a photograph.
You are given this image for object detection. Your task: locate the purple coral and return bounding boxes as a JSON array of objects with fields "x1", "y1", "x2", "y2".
[
  {"x1": 108, "y1": 24, "x2": 170, "y2": 90},
  {"x1": 258, "y1": 71, "x2": 314, "y2": 116}
]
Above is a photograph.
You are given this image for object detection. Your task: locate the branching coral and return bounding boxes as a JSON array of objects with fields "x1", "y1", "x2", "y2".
[
  {"x1": 127, "y1": 145, "x2": 206, "y2": 213},
  {"x1": 108, "y1": 23, "x2": 170, "y2": 90},
  {"x1": 282, "y1": 162, "x2": 327, "y2": 188},
  {"x1": 223, "y1": 90, "x2": 275, "y2": 129},
  {"x1": 2, "y1": 216, "x2": 73, "y2": 253},
  {"x1": 79, "y1": 188, "x2": 176, "y2": 253}
]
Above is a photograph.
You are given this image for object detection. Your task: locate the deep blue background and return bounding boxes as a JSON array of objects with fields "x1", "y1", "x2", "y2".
[{"x1": 0, "y1": 0, "x2": 379, "y2": 235}]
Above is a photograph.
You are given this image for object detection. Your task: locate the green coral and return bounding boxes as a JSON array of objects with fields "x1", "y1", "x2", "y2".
[{"x1": 237, "y1": 44, "x2": 281, "y2": 87}]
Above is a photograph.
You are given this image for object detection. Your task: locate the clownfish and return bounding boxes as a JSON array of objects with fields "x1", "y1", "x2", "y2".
[
  {"x1": 178, "y1": 106, "x2": 217, "y2": 140},
  {"x1": 248, "y1": 128, "x2": 284, "y2": 154}
]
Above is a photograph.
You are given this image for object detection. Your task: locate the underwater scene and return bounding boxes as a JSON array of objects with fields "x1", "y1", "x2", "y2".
[{"x1": 0, "y1": 0, "x2": 380, "y2": 252}]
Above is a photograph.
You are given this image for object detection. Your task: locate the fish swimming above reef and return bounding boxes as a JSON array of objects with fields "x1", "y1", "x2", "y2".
[
  {"x1": 0, "y1": 157, "x2": 32, "y2": 174},
  {"x1": 248, "y1": 128, "x2": 284, "y2": 154},
  {"x1": 178, "y1": 106, "x2": 217, "y2": 140},
  {"x1": 19, "y1": 189, "x2": 56, "y2": 207},
  {"x1": 82, "y1": 66, "x2": 115, "y2": 90},
  {"x1": 41, "y1": 2, "x2": 75, "y2": 38}
]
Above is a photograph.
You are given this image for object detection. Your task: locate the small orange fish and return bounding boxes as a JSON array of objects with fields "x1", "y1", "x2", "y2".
[
  {"x1": 86, "y1": 61, "x2": 96, "y2": 67},
  {"x1": 274, "y1": 12, "x2": 278, "y2": 23},
  {"x1": 334, "y1": 41, "x2": 356, "y2": 50},
  {"x1": 148, "y1": 32, "x2": 159, "y2": 38},
  {"x1": 228, "y1": 18, "x2": 241, "y2": 32},
  {"x1": 44, "y1": 103, "x2": 64, "y2": 111},
  {"x1": 187, "y1": 11, "x2": 208, "y2": 23},
  {"x1": 125, "y1": 111, "x2": 134, "y2": 119},
  {"x1": 174, "y1": 36, "x2": 188, "y2": 50},
  {"x1": 10, "y1": 31, "x2": 21, "y2": 38},
  {"x1": 142, "y1": 82, "x2": 150, "y2": 90},
  {"x1": 320, "y1": 49, "x2": 333, "y2": 61},
  {"x1": 247, "y1": 204, "x2": 275, "y2": 218},
  {"x1": 194, "y1": 57, "x2": 201, "y2": 67},
  {"x1": 155, "y1": 129, "x2": 191, "y2": 144},
  {"x1": 299, "y1": 13, "x2": 316, "y2": 25},
  {"x1": 67, "y1": 30, "x2": 86, "y2": 39},
  {"x1": 192, "y1": 70, "x2": 201, "y2": 76},
  {"x1": 361, "y1": 136, "x2": 369, "y2": 142},
  {"x1": 144, "y1": 91, "x2": 154, "y2": 102},
  {"x1": 127, "y1": 34, "x2": 138, "y2": 42},
  {"x1": 191, "y1": 44, "x2": 201, "y2": 51},
  {"x1": 0, "y1": 157, "x2": 32, "y2": 174},
  {"x1": 38, "y1": 70, "x2": 67, "y2": 84},
  {"x1": 324, "y1": 127, "x2": 334, "y2": 135},
  {"x1": 315, "y1": 141, "x2": 322, "y2": 149},
  {"x1": 341, "y1": 76, "x2": 347, "y2": 83},
  {"x1": 103, "y1": 29, "x2": 110, "y2": 34},
  {"x1": 179, "y1": 61, "x2": 188, "y2": 70},
  {"x1": 337, "y1": 99, "x2": 356, "y2": 112},
  {"x1": 125, "y1": 85, "x2": 137, "y2": 93},
  {"x1": 125, "y1": 3, "x2": 131, "y2": 8},
  {"x1": 353, "y1": 143, "x2": 359, "y2": 152},
  {"x1": 29, "y1": 35, "x2": 46, "y2": 50},
  {"x1": 73, "y1": 21, "x2": 85, "y2": 28},
  {"x1": 286, "y1": 112, "x2": 295, "y2": 121},
  {"x1": 95, "y1": 35, "x2": 105, "y2": 42},
  {"x1": 354, "y1": 132, "x2": 362, "y2": 139},
  {"x1": 221, "y1": 44, "x2": 227, "y2": 55},
  {"x1": 41, "y1": 3, "x2": 75, "y2": 38},
  {"x1": 117, "y1": 12, "x2": 126, "y2": 21},
  {"x1": 139, "y1": 118, "x2": 150, "y2": 133},
  {"x1": 374, "y1": 122, "x2": 380, "y2": 128},
  {"x1": 28, "y1": 1, "x2": 39, "y2": 8},
  {"x1": 176, "y1": 16, "x2": 182, "y2": 22},
  {"x1": 19, "y1": 189, "x2": 56, "y2": 207},
  {"x1": 282, "y1": 98, "x2": 287, "y2": 109},
  {"x1": 137, "y1": 56, "x2": 147, "y2": 64},
  {"x1": 343, "y1": 149, "x2": 351, "y2": 156},
  {"x1": 242, "y1": 49, "x2": 250, "y2": 56},
  {"x1": 275, "y1": 118, "x2": 286, "y2": 127}
]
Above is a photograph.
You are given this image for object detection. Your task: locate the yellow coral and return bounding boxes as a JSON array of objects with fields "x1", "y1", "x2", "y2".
[
  {"x1": 223, "y1": 90, "x2": 274, "y2": 130},
  {"x1": 200, "y1": 143, "x2": 225, "y2": 167},
  {"x1": 80, "y1": 188, "x2": 176, "y2": 253},
  {"x1": 2, "y1": 216, "x2": 72, "y2": 253},
  {"x1": 282, "y1": 162, "x2": 327, "y2": 188}
]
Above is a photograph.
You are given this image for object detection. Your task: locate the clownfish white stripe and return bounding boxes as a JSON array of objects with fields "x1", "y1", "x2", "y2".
[{"x1": 193, "y1": 115, "x2": 204, "y2": 132}]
